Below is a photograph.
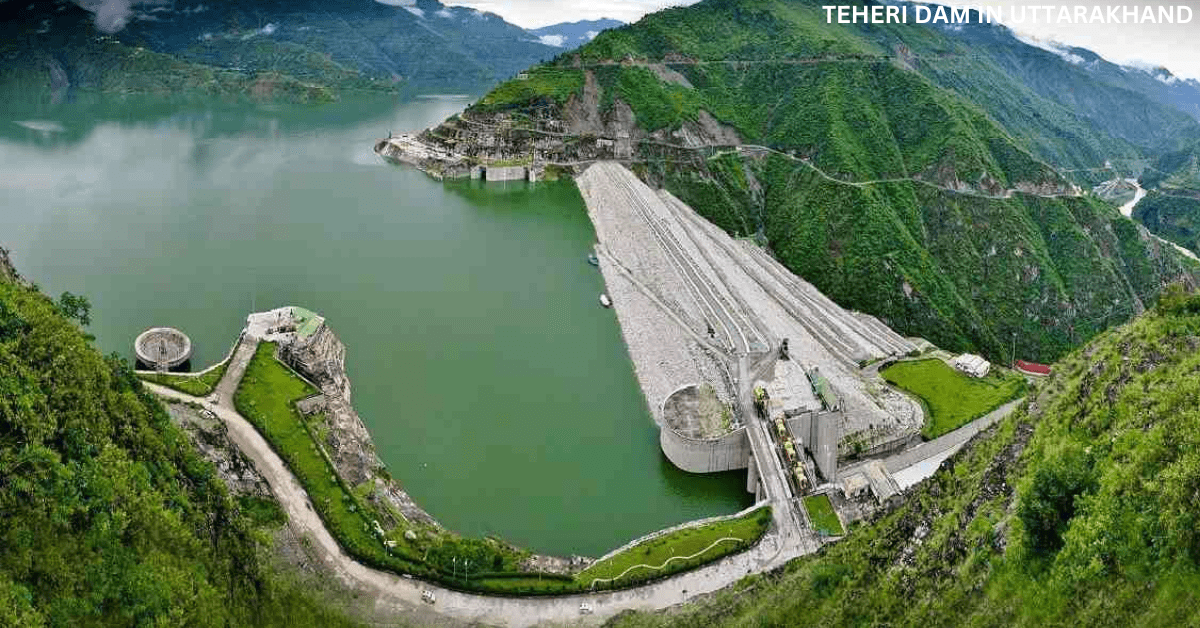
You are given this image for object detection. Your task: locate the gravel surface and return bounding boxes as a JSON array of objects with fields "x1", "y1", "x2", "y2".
[{"x1": 578, "y1": 161, "x2": 924, "y2": 453}]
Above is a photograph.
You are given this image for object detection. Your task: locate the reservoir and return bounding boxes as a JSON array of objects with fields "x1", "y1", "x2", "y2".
[{"x1": 0, "y1": 95, "x2": 752, "y2": 556}]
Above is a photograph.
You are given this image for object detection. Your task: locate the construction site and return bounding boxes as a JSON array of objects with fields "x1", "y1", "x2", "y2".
[{"x1": 577, "y1": 161, "x2": 928, "y2": 531}]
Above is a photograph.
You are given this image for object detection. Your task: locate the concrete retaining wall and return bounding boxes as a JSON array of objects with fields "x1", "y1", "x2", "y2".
[
  {"x1": 659, "y1": 425, "x2": 751, "y2": 474},
  {"x1": 483, "y1": 165, "x2": 527, "y2": 181},
  {"x1": 785, "y1": 410, "x2": 842, "y2": 482}
]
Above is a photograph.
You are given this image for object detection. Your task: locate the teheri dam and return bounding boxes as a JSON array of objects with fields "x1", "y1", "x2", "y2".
[{"x1": 573, "y1": 161, "x2": 925, "y2": 534}]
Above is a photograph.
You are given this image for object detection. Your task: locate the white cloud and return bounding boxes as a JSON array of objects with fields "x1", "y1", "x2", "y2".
[
  {"x1": 444, "y1": 0, "x2": 691, "y2": 29},
  {"x1": 915, "y1": 0, "x2": 1200, "y2": 81},
  {"x1": 259, "y1": 23, "x2": 277, "y2": 36},
  {"x1": 538, "y1": 34, "x2": 566, "y2": 46},
  {"x1": 1012, "y1": 31, "x2": 1086, "y2": 65},
  {"x1": 436, "y1": 8, "x2": 454, "y2": 18},
  {"x1": 74, "y1": 0, "x2": 135, "y2": 33},
  {"x1": 584, "y1": 30, "x2": 598, "y2": 40}
]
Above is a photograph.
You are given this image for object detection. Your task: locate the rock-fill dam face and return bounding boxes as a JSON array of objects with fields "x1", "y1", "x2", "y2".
[{"x1": 574, "y1": 162, "x2": 924, "y2": 485}]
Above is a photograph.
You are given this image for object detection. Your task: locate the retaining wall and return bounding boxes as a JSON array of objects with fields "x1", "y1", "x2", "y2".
[
  {"x1": 659, "y1": 425, "x2": 751, "y2": 474},
  {"x1": 483, "y1": 165, "x2": 527, "y2": 181}
]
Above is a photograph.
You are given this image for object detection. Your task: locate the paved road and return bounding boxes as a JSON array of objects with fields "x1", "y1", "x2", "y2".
[
  {"x1": 144, "y1": 334, "x2": 818, "y2": 627},
  {"x1": 841, "y1": 397, "x2": 1025, "y2": 484}
]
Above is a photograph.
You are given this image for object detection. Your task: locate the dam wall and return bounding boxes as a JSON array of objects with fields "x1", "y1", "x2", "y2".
[{"x1": 659, "y1": 425, "x2": 751, "y2": 474}]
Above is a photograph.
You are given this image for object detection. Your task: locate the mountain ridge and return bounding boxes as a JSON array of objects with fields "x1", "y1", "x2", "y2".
[{"x1": 416, "y1": 0, "x2": 1200, "y2": 363}]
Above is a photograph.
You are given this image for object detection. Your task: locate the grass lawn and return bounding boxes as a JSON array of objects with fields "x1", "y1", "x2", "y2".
[
  {"x1": 881, "y1": 358, "x2": 1026, "y2": 439},
  {"x1": 803, "y1": 494, "x2": 844, "y2": 536},
  {"x1": 139, "y1": 359, "x2": 229, "y2": 396},
  {"x1": 577, "y1": 507, "x2": 771, "y2": 588},
  {"x1": 234, "y1": 343, "x2": 418, "y2": 567}
]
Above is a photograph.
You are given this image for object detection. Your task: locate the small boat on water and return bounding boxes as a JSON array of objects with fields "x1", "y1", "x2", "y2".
[
  {"x1": 586, "y1": 252, "x2": 599, "y2": 267},
  {"x1": 599, "y1": 293, "x2": 612, "y2": 308}
]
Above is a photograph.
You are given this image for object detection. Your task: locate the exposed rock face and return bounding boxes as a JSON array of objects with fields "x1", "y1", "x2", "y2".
[
  {"x1": 380, "y1": 69, "x2": 744, "y2": 178},
  {"x1": 166, "y1": 401, "x2": 270, "y2": 498},
  {"x1": 0, "y1": 248, "x2": 20, "y2": 283},
  {"x1": 280, "y1": 325, "x2": 439, "y2": 527}
]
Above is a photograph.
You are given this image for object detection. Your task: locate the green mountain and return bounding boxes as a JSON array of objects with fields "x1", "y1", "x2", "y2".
[
  {"x1": 1, "y1": 0, "x2": 557, "y2": 101},
  {"x1": 0, "y1": 256, "x2": 361, "y2": 627},
  {"x1": 1135, "y1": 191, "x2": 1200, "y2": 256},
  {"x1": 429, "y1": 0, "x2": 1199, "y2": 363},
  {"x1": 609, "y1": 286, "x2": 1200, "y2": 627}
]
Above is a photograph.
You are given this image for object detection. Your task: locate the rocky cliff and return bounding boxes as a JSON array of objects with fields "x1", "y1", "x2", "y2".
[
  {"x1": 281, "y1": 325, "x2": 439, "y2": 528},
  {"x1": 0, "y1": 248, "x2": 20, "y2": 283}
]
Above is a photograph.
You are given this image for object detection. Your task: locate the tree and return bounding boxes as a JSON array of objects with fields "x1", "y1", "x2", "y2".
[{"x1": 56, "y1": 292, "x2": 90, "y2": 326}]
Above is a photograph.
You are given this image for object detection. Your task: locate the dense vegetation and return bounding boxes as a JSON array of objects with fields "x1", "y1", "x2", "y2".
[
  {"x1": 882, "y1": 358, "x2": 1026, "y2": 438},
  {"x1": 1134, "y1": 191, "x2": 1200, "y2": 256},
  {"x1": 0, "y1": 2, "x2": 342, "y2": 104},
  {"x1": 460, "y1": 0, "x2": 1200, "y2": 363},
  {"x1": 609, "y1": 286, "x2": 1200, "y2": 627},
  {"x1": 2, "y1": 0, "x2": 556, "y2": 101},
  {"x1": 0, "y1": 267, "x2": 365, "y2": 626}
]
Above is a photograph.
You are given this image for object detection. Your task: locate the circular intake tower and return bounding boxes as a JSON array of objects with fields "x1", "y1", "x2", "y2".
[
  {"x1": 659, "y1": 384, "x2": 751, "y2": 474},
  {"x1": 134, "y1": 327, "x2": 192, "y2": 371}
]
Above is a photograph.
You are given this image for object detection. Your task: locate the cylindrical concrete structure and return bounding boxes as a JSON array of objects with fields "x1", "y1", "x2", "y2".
[
  {"x1": 134, "y1": 327, "x2": 192, "y2": 371},
  {"x1": 659, "y1": 424, "x2": 751, "y2": 474},
  {"x1": 658, "y1": 384, "x2": 751, "y2": 474}
]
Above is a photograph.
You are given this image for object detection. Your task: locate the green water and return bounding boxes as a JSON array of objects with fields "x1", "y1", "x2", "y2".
[{"x1": 0, "y1": 95, "x2": 751, "y2": 556}]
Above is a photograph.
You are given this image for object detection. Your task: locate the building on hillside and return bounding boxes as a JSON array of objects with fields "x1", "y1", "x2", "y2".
[
  {"x1": 1015, "y1": 360, "x2": 1051, "y2": 377},
  {"x1": 952, "y1": 353, "x2": 991, "y2": 378}
]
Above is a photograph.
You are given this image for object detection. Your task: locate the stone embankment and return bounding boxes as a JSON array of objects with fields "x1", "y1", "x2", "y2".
[{"x1": 578, "y1": 162, "x2": 923, "y2": 461}]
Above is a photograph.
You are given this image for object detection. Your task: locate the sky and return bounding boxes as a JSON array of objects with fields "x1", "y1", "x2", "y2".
[{"x1": 444, "y1": 0, "x2": 1200, "y2": 80}]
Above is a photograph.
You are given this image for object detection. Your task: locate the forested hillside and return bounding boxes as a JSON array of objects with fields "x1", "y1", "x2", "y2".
[
  {"x1": 2, "y1": 0, "x2": 556, "y2": 100},
  {"x1": 440, "y1": 0, "x2": 1199, "y2": 362},
  {"x1": 610, "y1": 286, "x2": 1200, "y2": 627},
  {"x1": 0, "y1": 256, "x2": 363, "y2": 627}
]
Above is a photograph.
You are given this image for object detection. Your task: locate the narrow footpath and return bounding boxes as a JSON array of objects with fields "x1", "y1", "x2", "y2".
[{"x1": 144, "y1": 332, "x2": 814, "y2": 628}]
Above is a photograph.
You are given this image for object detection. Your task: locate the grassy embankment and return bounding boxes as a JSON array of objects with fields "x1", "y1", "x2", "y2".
[
  {"x1": 577, "y1": 507, "x2": 772, "y2": 588},
  {"x1": 802, "y1": 495, "x2": 844, "y2": 536},
  {"x1": 139, "y1": 359, "x2": 230, "y2": 397},
  {"x1": 882, "y1": 358, "x2": 1026, "y2": 439},
  {"x1": 234, "y1": 342, "x2": 768, "y2": 594}
]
